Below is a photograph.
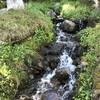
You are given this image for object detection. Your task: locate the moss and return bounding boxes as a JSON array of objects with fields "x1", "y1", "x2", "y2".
[
  {"x1": 0, "y1": 8, "x2": 53, "y2": 43},
  {"x1": 0, "y1": 2, "x2": 54, "y2": 99}
]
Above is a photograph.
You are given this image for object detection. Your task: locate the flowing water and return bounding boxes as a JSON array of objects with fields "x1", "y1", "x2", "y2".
[
  {"x1": 32, "y1": 22, "x2": 76, "y2": 100},
  {"x1": 7, "y1": 0, "x2": 24, "y2": 10}
]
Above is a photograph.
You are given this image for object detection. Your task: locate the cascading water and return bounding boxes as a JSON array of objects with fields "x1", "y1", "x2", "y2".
[
  {"x1": 7, "y1": 0, "x2": 24, "y2": 10},
  {"x1": 32, "y1": 22, "x2": 76, "y2": 100}
]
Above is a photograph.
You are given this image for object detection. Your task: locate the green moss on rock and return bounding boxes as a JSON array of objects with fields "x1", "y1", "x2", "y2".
[{"x1": 0, "y1": 9, "x2": 53, "y2": 43}]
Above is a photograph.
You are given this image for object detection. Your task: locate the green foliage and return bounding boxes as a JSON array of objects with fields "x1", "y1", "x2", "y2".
[
  {"x1": 80, "y1": 24, "x2": 100, "y2": 52},
  {"x1": 60, "y1": 0, "x2": 100, "y2": 19},
  {"x1": 0, "y1": 8, "x2": 53, "y2": 43},
  {"x1": 0, "y1": 1, "x2": 54, "y2": 100},
  {"x1": 26, "y1": 1, "x2": 50, "y2": 13},
  {"x1": 0, "y1": 63, "x2": 26, "y2": 100},
  {"x1": 60, "y1": 0, "x2": 89, "y2": 19},
  {"x1": 74, "y1": 52, "x2": 95, "y2": 100},
  {"x1": 74, "y1": 24, "x2": 100, "y2": 99}
]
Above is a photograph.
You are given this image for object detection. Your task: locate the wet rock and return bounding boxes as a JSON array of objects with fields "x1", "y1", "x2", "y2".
[
  {"x1": 52, "y1": 68, "x2": 69, "y2": 84},
  {"x1": 92, "y1": 90, "x2": 100, "y2": 100},
  {"x1": 65, "y1": 41, "x2": 76, "y2": 53},
  {"x1": 24, "y1": 54, "x2": 45, "y2": 77},
  {"x1": 74, "y1": 18, "x2": 97, "y2": 31},
  {"x1": 31, "y1": 59, "x2": 45, "y2": 76},
  {"x1": 60, "y1": 20, "x2": 76, "y2": 33},
  {"x1": 39, "y1": 43, "x2": 64, "y2": 56},
  {"x1": 19, "y1": 95, "x2": 33, "y2": 100},
  {"x1": 72, "y1": 43, "x2": 84, "y2": 59},
  {"x1": 44, "y1": 55, "x2": 59, "y2": 69},
  {"x1": 74, "y1": 19, "x2": 88, "y2": 30},
  {"x1": 86, "y1": 17, "x2": 97, "y2": 27},
  {"x1": 47, "y1": 10, "x2": 56, "y2": 18},
  {"x1": 41, "y1": 91, "x2": 59, "y2": 100},
  {"x1": 52, "y1": 16, "x2": 64, "y2": 24}
]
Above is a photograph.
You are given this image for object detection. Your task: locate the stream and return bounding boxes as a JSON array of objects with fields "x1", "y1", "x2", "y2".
[
  {"x1": 32, "y1": 22, "x2": 76, "y2": 100},
  {"x1": 15, "y1": 10, "x2": 86, "y2": 100}
]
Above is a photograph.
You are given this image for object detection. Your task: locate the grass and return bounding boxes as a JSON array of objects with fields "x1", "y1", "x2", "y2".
[
  {"x1": 0, "y1": 8, "x2": 53, "y2": 43},
  {"x1": 0, "y1": 1, "x2": 54, "y2": 100},
  {"x1": 60, "y1": 0, "x2": 100, "y2": 19},
  {"x1": 74, "y1": 24, "x2": 100, "y2": 100}
]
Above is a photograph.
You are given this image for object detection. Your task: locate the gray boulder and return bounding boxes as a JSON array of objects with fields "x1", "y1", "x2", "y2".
[
  {"x1": 51, "y1": 68, "x2": 69, "y2": 84},
  {"x1": 41, "y1": 91, "x2": 59, "y2": 100},
  {"x1": 60, "y1": 20, "x2": 76, "y2": 32}
]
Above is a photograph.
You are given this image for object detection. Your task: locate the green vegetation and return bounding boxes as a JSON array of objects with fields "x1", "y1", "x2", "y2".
[
  {"x1": 0, "y1": 2, "x2": 53, "y2": 100},
  {"x1": 0, "y1": 0, "x2": 100, "y2": 100},
  {"x1": 74, "y1": 24, "x2": 100, "y2": 100},
  {"x1": 0, "y1": 1, "x2": 6, "y2": 9},
  {"x1": 60, "y1": 0, "x2": 100, "y2": 19},
  {"x1": 0, "y1": 8, "x2": 52, "y2": 43}
]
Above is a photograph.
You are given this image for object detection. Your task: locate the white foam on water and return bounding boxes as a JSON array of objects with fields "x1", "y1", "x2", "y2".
[
  {"x1": 7, "y1": 0, "x2": 24, "y2": 10},
  {"x1": 56, "y1": 26, "x2": 67, "y2": 44},
  {"x1": 32, "y1": 69, "x2": 56, "y2": 100},
  {"x1": 41, "y1": 69, "x2": 56, "y2": 85},
  {"x1": 32, "y1": 22, "x2": 76, "y2": 100}
]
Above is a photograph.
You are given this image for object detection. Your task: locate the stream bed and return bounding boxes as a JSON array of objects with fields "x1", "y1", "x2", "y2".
[{"x1": 15, "y1": 10, "x2": 87, "y2": 100}]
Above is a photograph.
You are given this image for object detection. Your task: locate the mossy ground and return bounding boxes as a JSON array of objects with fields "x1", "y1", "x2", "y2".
[
  {"x1": 0, "y1": 1, "x2": 53, "y2": 100},
  {"x1": 0, "y1": 8, "x2": 52, "y2": 43}
]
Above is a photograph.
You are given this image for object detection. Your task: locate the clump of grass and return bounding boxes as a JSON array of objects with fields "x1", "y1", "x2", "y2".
[{"x1": 0, "y1": 8, "x2": 53, "y2": 43}]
